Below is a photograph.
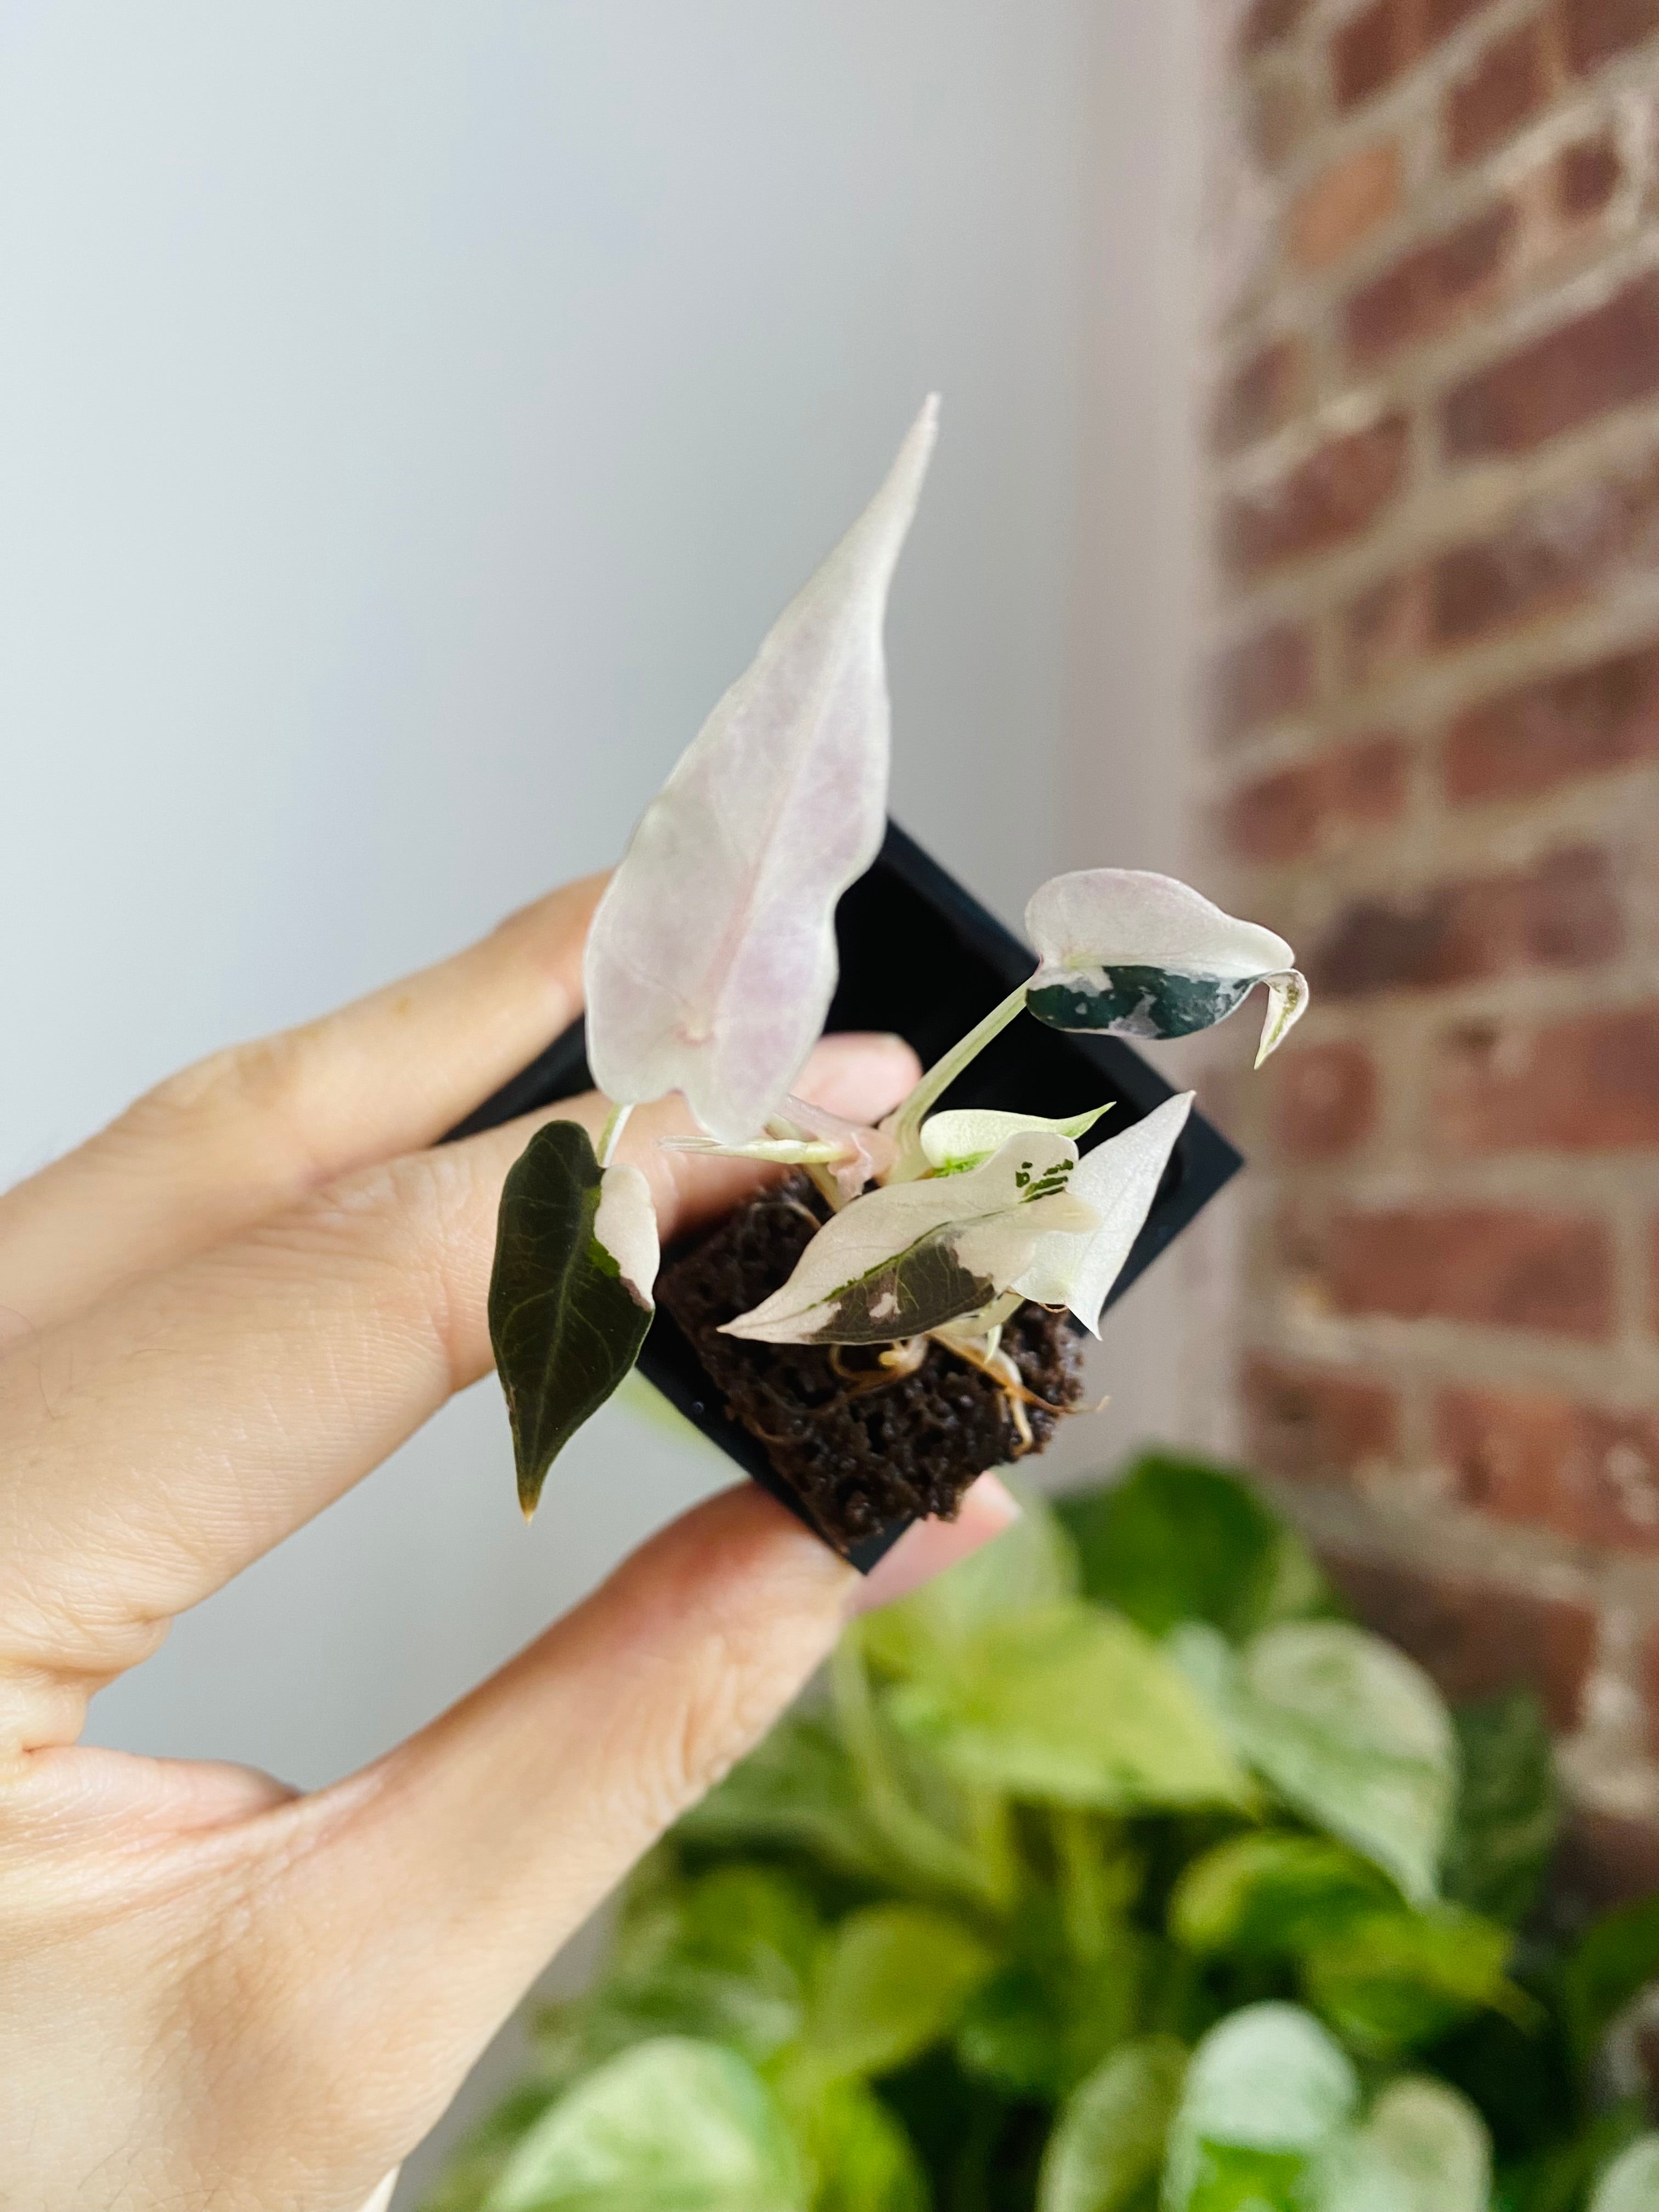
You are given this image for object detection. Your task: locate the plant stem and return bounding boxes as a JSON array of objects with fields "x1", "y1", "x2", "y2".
[
  {"x1": 596, "y1": 1102, "x2": 633, "y2": 1169},
  {"x1": 882, "y1": 983, "x2": 1030, "y2": 1180}
]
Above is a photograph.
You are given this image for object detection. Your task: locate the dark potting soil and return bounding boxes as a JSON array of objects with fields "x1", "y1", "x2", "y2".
[{"x1": 656, "y1": 1174, "x2": 1086, "y2": 1555}]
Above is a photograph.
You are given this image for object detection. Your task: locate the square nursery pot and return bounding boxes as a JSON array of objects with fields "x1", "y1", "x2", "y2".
[{"x1": 447, "y1": 823, "x2": 1243, "y2": 1571}]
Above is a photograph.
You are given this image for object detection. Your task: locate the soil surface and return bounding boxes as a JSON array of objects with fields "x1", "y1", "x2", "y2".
[{"x1": 657, "y1": 1173, "x2": 1086, "y2": 1554}]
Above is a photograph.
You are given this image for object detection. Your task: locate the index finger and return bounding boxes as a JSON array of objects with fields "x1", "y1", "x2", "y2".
[{"x1": 0, "y1": 877, "x2": 605, "y2": 1337}]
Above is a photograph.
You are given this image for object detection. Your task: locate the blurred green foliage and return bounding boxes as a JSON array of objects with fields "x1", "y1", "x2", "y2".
[{"x1": 426, "y1": 1454, "x2": 1659, "y2": 2212}]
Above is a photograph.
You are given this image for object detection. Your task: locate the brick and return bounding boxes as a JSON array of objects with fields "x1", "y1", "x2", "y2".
[
  {"x1": 1212, "y1": 619, "x2": 1316, "y2": 741},
  {"x1": 1224, "y1": 415, "x2": 1410, "y2": 574},
  {"x1": 1564, "y1": 0, "x2": 1659, "y2": 76},
  {"x1": 1224, "y1": 734, "x2": 1409, "y2": 864},
  {"x1": 1215, "y1": 334, "x2": 1311, "y2": 454},
  {"x1": 1429, "y1": 461, "x2": 1659, "y2": 647},
  {"x1": 1557, "y1": 1805, "x2": 1659, "y2": 1913},
  {"x1": 1310, "y1": 844, "x2": 1623, "y2": 996},
  {"x1": 1333, "y1": 0, "x2": 1489, "y2": 108},
  {"x1": 1346, "y1": 202, "x2": 1516, "y2": 362},
  {"x1": 1272, "y1": 1039, "x2": 1379, "y2": 1156},
  {"x1": 1443, "y1": 273, "x2": 1659, "y2": 458},
  {"x1": 1242, "y1": 0, "x2": 1311, "y2": 53},
  {"x1": 1438, "y1": 1384, "x2": 1659, "y2": 1551},
  {"x1": 1556, "y1": 130, "x2": 1623, "y2": 217},
  {"x1": 1323, "y1": 1550, "x2": 1596, "y2": 1728},
  {"x1": 1245, "y1": 1354, "x2": 1398, "y2": 1477},
  {"x1": 1316, "y1": 1205, "x2": 1615, "y2": 1335},
  {"x1": 1248, "y1": 69, "x2": 1316, "y2": 168},
  {"x1": 1344, "y1": 569, "x2": 1428, "y2": 688},
  {"x1": 1289, "y1": 140, "x2": 1401, "y2": 270},
  {"x1": 1443, "y1": 641, "x2": 1659, "y2": 802},
  {"x1": 1447, "y1": 21, "x2": 1553, "y2": 163},
  {"x1": 1434, "y1": 1002, "x2": 1659, "y2": 1149}
]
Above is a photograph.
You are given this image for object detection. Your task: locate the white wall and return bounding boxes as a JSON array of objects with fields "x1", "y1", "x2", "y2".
[{"x1": 0, "y1": 0, "x2": 1203, "y2": 2192}]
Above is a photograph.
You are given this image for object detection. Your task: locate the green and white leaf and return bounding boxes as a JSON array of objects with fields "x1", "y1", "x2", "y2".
[
  {"x1": 719, "y1": 1130, "x2": 1098, "y2": 1345},
  {"x1": 1036, "y1": 2036, "x2": 1187, "y2": 2212},
  {"x1": 582, "y1": 401, "x2": 935, "y2": 1146},
  {"x1": 795, "y1": 1902, "x2": 993, "y2": 2082},
  {"x1": 1227, "y1": 1621, "x2": 1458, "y2": 1905},
  {"x1": 488, "y1": 1121, "x2": 657, "y2": 1516},
  {"x1": 856, "y1": 1477, "x2": 1079, "y2": 1683},
  {"x1": 1590, "y1": 2135, "x2": 1659, "y2": 2212},
  {"x1": 486, "y1": 2036, "x2": 806, "y2": 2211},
  {"x1": 887, "y1": 1598, "x2": 1251, "y2": 1813},
  {"x1": 1012, "y1": 1092, "x2": 1193, "y2": 1332},
  {"x1": 1361, "y1": 2078, "x2": 1492, "y2": 2212},
  {"x1": 919, "y1": 1103, "x2": 1112, "y2": 1175},
  {"x1": 1023, "y1": 867, "x2": 1307, "y2": 1065},
  {"x1": 1163, "y1": 2004, "x2": 1357, "y2": 2212}
]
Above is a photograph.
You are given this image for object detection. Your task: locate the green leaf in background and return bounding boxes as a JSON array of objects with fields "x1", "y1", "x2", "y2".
[
  {"x1": 887, "y1": 1600, "x2": 1250, "y2": 1814},
  {"x1": 1300, "y1": 1905, "x2": 1521, "y2": 2059},
  {"x1": 1170, "y1": 1832, "x2": 1397, "y2": 1959},
  {"x1": 1361, "y1": 2078, "x2": 1492, "y2": 2212},
  {"x1": 1442, "y1": 1691, "x2": 1560, "y2": 1927},
  {"x1": 856, "y1": 1482, "x2": 1079, "y2": 1684},
  {"x1": 1036, "y1": 2035, "x2": 1187, "y2": 2212},
  {"x1": 1559, "y1": 1892, "x2": 1659, "y2": 2075},
  {"x1": 486, "y1": 2036, "x2": 806, "y2": 2212},
  {"x1": 488, "y1": 1121, "x2": 655, "y2": 1516},
  {"x1": 676, "y1": 1710, "x2": 887, "y2": 1883},
  {"x1": 797, "y1": 1903, "x2": 993, "y2": 2083},
  {"x1": 785, "y1": 2076, "x2": 931, "y2": 2212},
  {"x1": 535, "y1": 1864, "x2": 819, "y2": 2074},
  {"x1": 421, "y1": 2086, "x2": 563, "y2": 2212},
  {"x1": 1590, "y1": 2134, "x2": 1659, "y2": 2212},
  {"x1": 1225, "y1": 1622, "x2": 1457, "y2": 1905},
  {"x1": 955, "y1": 1895, "x2": 1147, "y2": 2101},
  {"x1": 1163, "y1": 2003, "x2": 1357, "y2": 2212},
  {"x1": 1056, "y1": 1453, "x2": 1331, "y2": 1644}
]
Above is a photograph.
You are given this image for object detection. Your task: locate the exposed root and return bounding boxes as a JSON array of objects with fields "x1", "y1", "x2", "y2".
[{"x1": 930, "y1": 1325, "x2": 1090, "y2": 1457}]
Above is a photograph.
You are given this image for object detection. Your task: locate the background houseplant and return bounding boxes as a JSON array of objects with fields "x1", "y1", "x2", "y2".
[{"x1": 424, "y1": 1455, "x2": 1659, "y2": 2211}]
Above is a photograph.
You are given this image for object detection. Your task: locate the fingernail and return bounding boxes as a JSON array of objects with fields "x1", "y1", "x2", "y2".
[{"x1": 848, "y1": 1472, "x2": 1021, "y2": 1616}]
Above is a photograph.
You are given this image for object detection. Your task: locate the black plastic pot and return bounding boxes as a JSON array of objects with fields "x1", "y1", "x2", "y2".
[{"x1": 446, "y1": 823, "x2": 1243, "y2": 1570}]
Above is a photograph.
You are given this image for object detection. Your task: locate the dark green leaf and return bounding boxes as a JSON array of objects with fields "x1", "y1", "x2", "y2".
[
  {"x1": 488, "y1": 1120, "x2": 653, "y2": 1515},
  {"x1": 1442, "y1": 1693, "x2": 1559, "y2": 1928},
  {"x1": 1026, "y1": 968, "x2": 1252, "y2": 1040},
  {"x1": 1056, "y1": 1456, "x2": 1332, "y2": 1644},
  {"x1": 1560, "y1": 1894, "x2": 1659, "y2": 2075}
]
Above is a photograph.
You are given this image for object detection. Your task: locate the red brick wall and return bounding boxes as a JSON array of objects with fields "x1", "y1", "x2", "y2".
[{"x1": 1215, "y1": 0, "x2": 1659, "y2": 1878}]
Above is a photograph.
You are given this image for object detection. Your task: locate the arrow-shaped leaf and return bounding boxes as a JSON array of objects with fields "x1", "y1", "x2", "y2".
[
  {"x1": 719, "y1": 1131, "x2": 1098, "y2": 1346},
  {"x1": 489, "y1": 1121, "x2": 658, "y2": 1516}
]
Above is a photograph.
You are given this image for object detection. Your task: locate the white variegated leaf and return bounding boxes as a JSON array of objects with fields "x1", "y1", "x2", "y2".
[
  {"x1": 1013, "y1": 1093, "x2": 1193, "y2": 1334},
  {"x1": 583, "y1": 400, "x2": 939, "y2": 1144},
  {"x1": 1024, "y1": 869, "x2": 1308, "y2": 1065},
  {"x1": 592, "y1": 1161, "x2": 659, "y2": 1310},
  {"x1": 919, "y1": 1103, "x2": 1112, "y2": 1175},
  {"x1": 720, "y1": 1131, "x2": 1099, "y2": 1346}
]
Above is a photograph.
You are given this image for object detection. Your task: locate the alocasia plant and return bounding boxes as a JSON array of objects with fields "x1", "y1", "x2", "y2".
[{"x1": 489, "y1": 404, "x2": 1309, "y2": 1519}]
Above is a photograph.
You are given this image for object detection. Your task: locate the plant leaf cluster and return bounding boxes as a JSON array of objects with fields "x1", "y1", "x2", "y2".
[
  {"x1": 426, "y1": 1455, "x2": 1659, "y2": 2212},
  {"x1": 488, "y1": 404, "x2": 1310, "y2": 1516}
]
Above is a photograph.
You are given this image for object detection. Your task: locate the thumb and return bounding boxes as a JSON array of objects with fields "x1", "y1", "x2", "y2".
[{"x1": 268, "y1": 1475, "x2": 1017, "y2": 2172}]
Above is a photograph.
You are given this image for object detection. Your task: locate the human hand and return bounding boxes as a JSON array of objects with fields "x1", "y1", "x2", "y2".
[{"x1": 0, "y1": 879, "x2": 1015, "y2": 2212}]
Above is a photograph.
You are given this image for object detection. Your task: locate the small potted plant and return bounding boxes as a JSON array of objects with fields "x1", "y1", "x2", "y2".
[{"x1": 487, "y1": 402, "x2": 1306, "y2": 1557}]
